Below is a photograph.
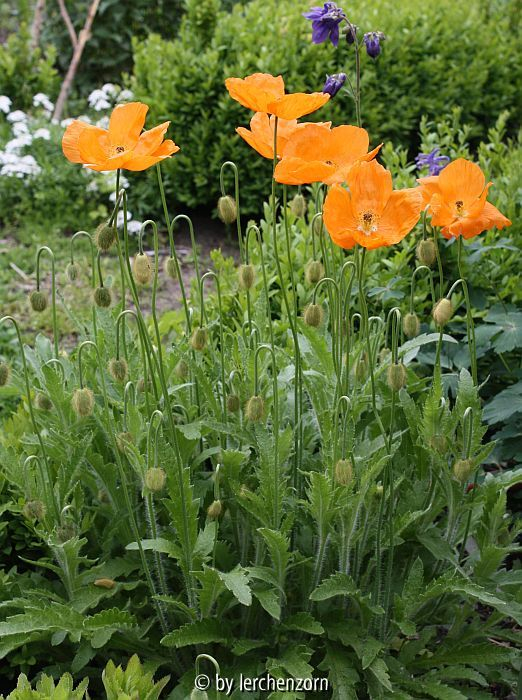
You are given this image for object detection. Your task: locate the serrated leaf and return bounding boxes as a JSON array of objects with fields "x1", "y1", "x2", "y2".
[
  {"x1": 217, "y1": 566, "x2": 252, "y2": 606},
  {"x1": 309, "y1": 572, "x2": 357, "y2": 601},
  {"x1": 161, "y1": 619, "x2": 228, "y2": 648}
]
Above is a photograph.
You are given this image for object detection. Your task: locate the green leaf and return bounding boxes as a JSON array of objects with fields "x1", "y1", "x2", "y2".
[
  {"x1": 217, "y1": 566, "x2": 252, "y2": 607},
  {"x1": 483, "y1": 381, "x2": 522, "y2": 424},
  {"x1": 319, "y1": 645, "x2": 359, "y2": 700},
  {"x1": 309, "y1": 572, "x2": 357, "y2": 601},
  {"x1": 253, "y1": 587, "x2": 281, "y2": 621},
  {"x1": 161, "y1": 619, "x2": 228, "y2": 648},
  {"x1": 283, "y1": 612, "x2": 324, "y2": 635},
  {"x1": 367, "y1": 658, "x2": 392, "y2": 692}
]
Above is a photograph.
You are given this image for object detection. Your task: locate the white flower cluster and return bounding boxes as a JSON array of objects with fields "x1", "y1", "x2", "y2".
[
  {"x1": 87, "y1": 83, "x2": 135, "y2": 112},
  {"x1": 0, "y1": 106, "x2": 42, "y2": 179}
]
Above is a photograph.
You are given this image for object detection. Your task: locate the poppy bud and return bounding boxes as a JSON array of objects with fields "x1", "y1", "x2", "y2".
[
  {"x1": 416, "y1": 239, "x2": 436, "y2": 267},
  {"x1": 29, "y1": 290, "x2": 48, "y2": 312},
  {"x1": 108, "y1": 358, "x2": 128, "y2": 382},
  {"x1": 305, "y1": 260, "x2": 325, "y2": 286},
  {"x1": 66, "y1": 262, "x2": 80, "y2": 282},
  {"x1": 453, "y1": 458, "x2": 474, "y2": 483},
  {"x1": 57, "y1": 522, "x2": 77, "y2": 543},
  {"x1": 191, "y1": 689, "x2": 209, "y2": 700},
  {"x1": 137, "y1": 376, "x2": 150, "y2": 393},
  {"x1": 403, "y1": 312, "x2": 420, "y2": 339},
  {"x1": 94, "y1": 223, "x2": 117, "y2": 252},
  {"x1": 355, "y1": 352, "x2": 368, "y2": 381},
  {"x1": 145, "y1": 467, "x2": 166, "y2": 492},
  {"x1": 94, "y1": 578, "x2": 116, "y2": 589},
  {"x1": 289, "y1": 193, "x2": 307, "y2": 217},
  {"x1": 164, "y1": 256, "x2": 177, "y2": 279},
  {"x1": 379, "y1": 347, "x2": 391, "y2": 363},
  {"x1": 387, "y1": 363, "x2": 407, "y2": 391},
  {"x1": 72, "y1": 387, "x2": 95, "y2": 417},
  {"x1": 116, "y1": 431, "x2": 134, "y2": 453},
  {"x1": 0, "y1": 362, "x2": 10, "y2": 386},
  {"x1": 217, "y1": 195, "x2": 237, "y2": 224},
  {"x1": 174, "y1": 359, "x2": 189, "y2": 379},
  {"x1": 312, "y1": 214, "x2": 324, "y2": 235},
  {"x1": 133, "y1": 252, "x2": 153, "y2": 285},
  {"x1": 374, "y1": 484, "x2": 384, "y2": 497},
  {"x1": 93, "y1": 286, "x2": 112, "y2": 308},
  {"x1": 227, "y1": 394, "x2": 241, "y2": 412},
  {"x1": 23, "y1": 499, "x2": 46, "y2": 520},
  {"x1": 245, "y1": 395, "x2": 265, "y2": 422},
  {"x1": 98, "y1": 489, "x2": 110, "y2": 503},
  {"x1": 335, "y1": 458, "x2": 353, "y2": 486},
  {"x1": 433, "y1": 298, "x2": 452, "y2": 326},
  {"x1": 207, "y1": 499, "x2": 223, "y2": 520},
  {"x1": 304, "y1": 303, "x2": 324, "y2": 327},
  {"x1": 190, "y1": 327, "x2": 208, "y2": 351},
  {"x1": 429, "y1": 433, "x2": 448, "y2": 454},
  {"x1": 35, "y1": 392, "x2": 53, "y2": 411},
  {"x1": 238, "y1": 264, "x2": 255, "y2": 290}
]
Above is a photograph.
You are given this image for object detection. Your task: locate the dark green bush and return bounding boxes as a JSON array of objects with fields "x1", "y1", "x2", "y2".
[{"x1": 131, "y1": 0, "x2": 521, "y2": 213}]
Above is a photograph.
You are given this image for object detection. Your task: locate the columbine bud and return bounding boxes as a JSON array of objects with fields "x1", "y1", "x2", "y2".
[
  {"x1": 227, "y1": 394, "x2": 241, "y2": 412},
  {"x1": 93, "y1": 286, "x2": 111, "y2": 308},
  {"x1": 94, "y1": 578, "x2": 115, "y2": 589},
  {"x1": 0, "y1": 362, "x2": 10, "y2": 386},
  {"x1": 217, "y1": 195, "x2": 237, "y2": 224},
  {"x1": 108, "y1": 358, "x2": 128, "y2": 382},
  {"x1": 387, "y1": 363, "x2": 407, "y2": 391},
  {"x1": 35, "y1": 393, "x2": 53, "y2": 411},
  {"x1": 23, "y1": 500, "x2": 46, "y2": 520},
  {"x1": 174, "y1": 359, "x2": 189, "y2": 379},
  {"x1": 312, "y1": 214, "x2": 324, "y2": 235},
  {"x1": 245, "y1": 395, "x2": 264, "y2": 422},
  {"x1": 190, "y1": 327, "x2": 208, "y2": 352},
  {"x1": 29, "y1": 290, "x2": 48, "y2": 312},
  {"x1": 433, "y1": 298, "x2": 452, "y2": 326},
  {"x1": 335, "y1": 458, "x2": 353, "y2": 486},
  {"x1": 145, "y1": 467, "x2": 166, "y2": 492},
  {"x1": 403, "y1": 312, "x2": 420, "y2": 338},
  {"x1": 57, "y1": 522, "x2": 77, "y2": 543},
  {"x1": 322, "y1": 72, "x2": 347, "y2": 98},
  {"x1": 238, "y1": 264, "x2": 255, "y2": 290},
  {"x1": 342, "y1": 23, "x2": 357, "y2": 44},
  {"x1": 116, "y1": 431, "x2": 134, "y2": 453},
  {"x1": 453, "y1": 458, "x2": 473, "y2": 483},
  {"x1": 164, "y1": 256, "x2": 177, "y2": 279},
  {"x1": 133, "y1": 253, "x2": 153, "y2": 285},
  {"x1": 289, "y1": 193, "x2": 307, "y2": 217},
  {"x1": 72, "y1": 387, "x2": 95, "y2": 417},
  {"x1": 304, "y1": 303, "x2": 324, "y2": 328},
  {"x1": 207, "y1": 499, "x2": 223, "y2": 520},
  {"x1": 305, "y1": 260, "x2": 325, "y2": 286},
  {"x1": 416, "y1": 239, "x2": 436, "y2": 267},
  {"x1": 66, "y1": 262, "x2": 80, "y2": 281},
  {"x1": 94, "y1": 223, "x2": 117, "y2": 252},
  {"x1": 363, "y1": 31, "x2": 385, "y2": 58},
  {"x1": 429, "y1": 434, "x2": 448, "y2": 454}
]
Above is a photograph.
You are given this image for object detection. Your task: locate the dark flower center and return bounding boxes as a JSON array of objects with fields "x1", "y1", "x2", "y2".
[
  {"x1": 116, "y1": 146, "x2": 125, "y2": 153},
  {"x1": 455, "y1": 200, "x2": 464, "y2": 213}
]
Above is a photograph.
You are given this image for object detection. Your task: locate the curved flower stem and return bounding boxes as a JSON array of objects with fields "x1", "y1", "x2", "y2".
[
  {"x1": 200, "y1": 271, "x2": 227, "y2": 432},
  {"x1": 123, "y1": 381, "x2": 135, "y2": 432},
  {"x1": 71, "y1": 230, "x2": 97, "y2": 338},
  {"x1": 312, "y1": 277, "x2": 340, "y2": 381},
  {"x1": 340, "y1": 261, "x2": 357, "y2": 396},
  {"x1": 1, "y1": 315, "x2": 60, "y2": 521},
  {"x1": 195, "y1": 655, "x2": 221, "y2": 699},
  {"x1": 35, "y1": 246, "x2": 59, "y2": 358},
  {"x1": 456, "y1": 237, "x2": 478, "y2": 385},
  {"x1": 332, "y1": 395, "x2": 352, "y2": 481},
  {"x1": 116, "y1": 309, "x2": 156, "y2": 412},
  {"x1": 220, "y1": 161, "x2": 243, "y2": 261},
  {"x1": 246, "y1": 224, "x2": 274, "y2": 350},
  {"x1": 410, "y1": 265, "x2": 436, "y2": 313},
  {"x1": 458, "y1": 407, "x2": 477, "y2": 565},
  {"x1": 110, "y1": 170, "x2": 126, "y2": 307}
]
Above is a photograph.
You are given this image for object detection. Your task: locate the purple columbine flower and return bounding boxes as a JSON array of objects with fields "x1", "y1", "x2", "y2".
[
  {"x1": 415, "y1": 148, "x2": 450, "y2": 176},
  {"x1": 363, "y1": 31, "x2": 385, "y2": 58},
  {"x1": 303, "y1": 2, "x2": 347, "y2": 47},
  {"x1": 323, "y1": 73, "x2": 347, "y2": 97}
]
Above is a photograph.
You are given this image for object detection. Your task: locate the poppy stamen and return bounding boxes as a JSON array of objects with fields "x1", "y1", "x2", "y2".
[
  {"x1": 358, "y1": 210, "x2": 378, "y2": 235},
  {"x1": 455, "y1": 199, "x2": 465, "y2": 214},
  {"x1": 116, "y1": 146, "x2": 125, "y2": 153}
]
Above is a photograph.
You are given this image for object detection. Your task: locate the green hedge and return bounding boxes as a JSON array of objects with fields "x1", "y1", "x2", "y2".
[{"x1": 130, "y1": 0, "x2": 521, "y2": 214}]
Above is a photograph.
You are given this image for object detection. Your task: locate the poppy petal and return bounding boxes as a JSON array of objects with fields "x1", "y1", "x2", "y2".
[
  {"x1": 438, "y1": 158, "x2": 485, "y2": 207},
  {"x1": 225, "y1": 73, "x2": 285, "y2": 112},
  {"x1": 152, "y1": 140, "x2": 179, "y2": 157},
  {"x1": 346, "y1": 160, "x2": 393, "y2": 217},
  {"x1": 78, "y1": 126, "x2": 111, "y2": 166},
  {"x1": 323, "y1": 184, "x2": 358, "y2": 249},
  {"x1": 443, "y1": 201, "x2": 512, "y2": 239},
  {"x1": 370, "y1": 188, "x2": 423, "y2": 246},
  {"x1": 133, "y1": 121, "x2": 170, "y2": 156},
  {"x1": 62, "y1": 120, "x2": 94, "y2": 163},
  {"x1": 108, "y1": 102, "x2": 148, "y2": 148},
  {"x1": 268, "y1": 92, "x2": 330, "y2": 120},
  {"x1": 274, "y1": 156, "x2": 335, "y2": 185}
]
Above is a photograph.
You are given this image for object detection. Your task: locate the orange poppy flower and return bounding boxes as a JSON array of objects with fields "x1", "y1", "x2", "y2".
[
  {"x1": 418, "y1": 158, "x2": 511, "y2": 239},
  {"x1": 323, "y1": 160, "x2": 423, "y2": 250},
  {"x1": 62, "y1": 102, "x2": 179, "y2": 172},
  {"x1": 225, "y1": 72, "x2": 330, "y2": 120},
  {"x1": 274, "y1": 123, "x2": 382, "y2": 185}
]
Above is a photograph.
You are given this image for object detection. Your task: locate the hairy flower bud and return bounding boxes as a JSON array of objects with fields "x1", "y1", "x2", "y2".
[
  {"x1": 453, "y1": 458, "x2": 474, "y2": 483},
  {"x1": 116, "y1": 431, "x2": 134, "y2": 453},
  {"x1": 0, "y1": 362, "x2": 10, "y2": 386},
  {"x1": 429, "y1": 433, "x2": 448, "y2": 454},
  {"x1": 174, "y1": 359, "x2": 189, "y2": 379},
  {"x1": 57, "y1": 522, "x2": 77, "y2": 543},
  {"x1": 133, "y1": 252, "x2": 153, "y2": 285},
  {"x1": 94, "y1": 223, "x2": 117, "y2": 252},
  {"x1": 145, "y1": 467, "x2": 166, "y2": 492},
  {"x1": 304, "y1": 303, "x2": 324, "y2": 327},
  {"x1": 387, "y1": 363, "x2": 407, "y2": 391},
  {"x1": 379, "y1": 347, "x2": 391, "y2": 364},
  {"x1": 108, "y1": 358, "x2": 128, "y2": 382},
  {"x1": 217, "y1": 195, "x2": 237, "y2": 224},
  {"x1": 403, "y1": 312, "x2": 421, "y2": 338},
  {"x1": 433, "y1": 298, "x2": 453, "y2": 326},
  {"x1": 245, "y1": 395, "x2": 265, "y2": 422},
  {"x1": 94, "y1": 578, "x2": 116, "y2": 589},
  {"x1": 226, "y1": 394, "x2": 241, "y2": 413},
  {"x1": 66, "y1": 262, "x2": 80, "y2": 282},
  {"x1": 137, "y1": 376, "x2": 150, "y2": 393},
  {"x1": 190, "y1": 327, "x2": 208, "y2": 352},
  {"x1": 29, "y1": 290, "x2": 48, "y2": 312},
  {"x1": 416, "y1": 239, "x2": 436, "y2": 267},
  {"x1": 23, "y1": 499, "x2": 46, "y2": 520},
  {"x1": 207, "y1": 499, "x2": 223, "y2": 520},
  {"x1": 93, "y1": 286, "x2": 112, "y2": 308},
  {"x1": 72, "y1": 387, "x2": 95, "y2": 417},
  {"x1": 312, "y1": 214, "x2": 324, "y2": 236},
  {"x1": 164, "y1": 256, "x2": 177, "y2": 279},
  {"x1": 35, "y1": 392, "x2": 53, "y2": 411},
  {"x1": 355, "y1": 352, "x2": 368, "y2": 381},
  {"x1": 191, "y1": 689, "x2": 209, "y2": 700},
  {"x1": 305, "y1": 260, "x2": 325, "y2": 286},
  {"x1": 289, "y1": 193, "x2": 307, "y2": 217},
  {"x1": 238, "y1": 264, "x2": 255, "y2": 290},
  {"x1": 335, "y1": 458, "x2": 353, "y2": 486}
]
